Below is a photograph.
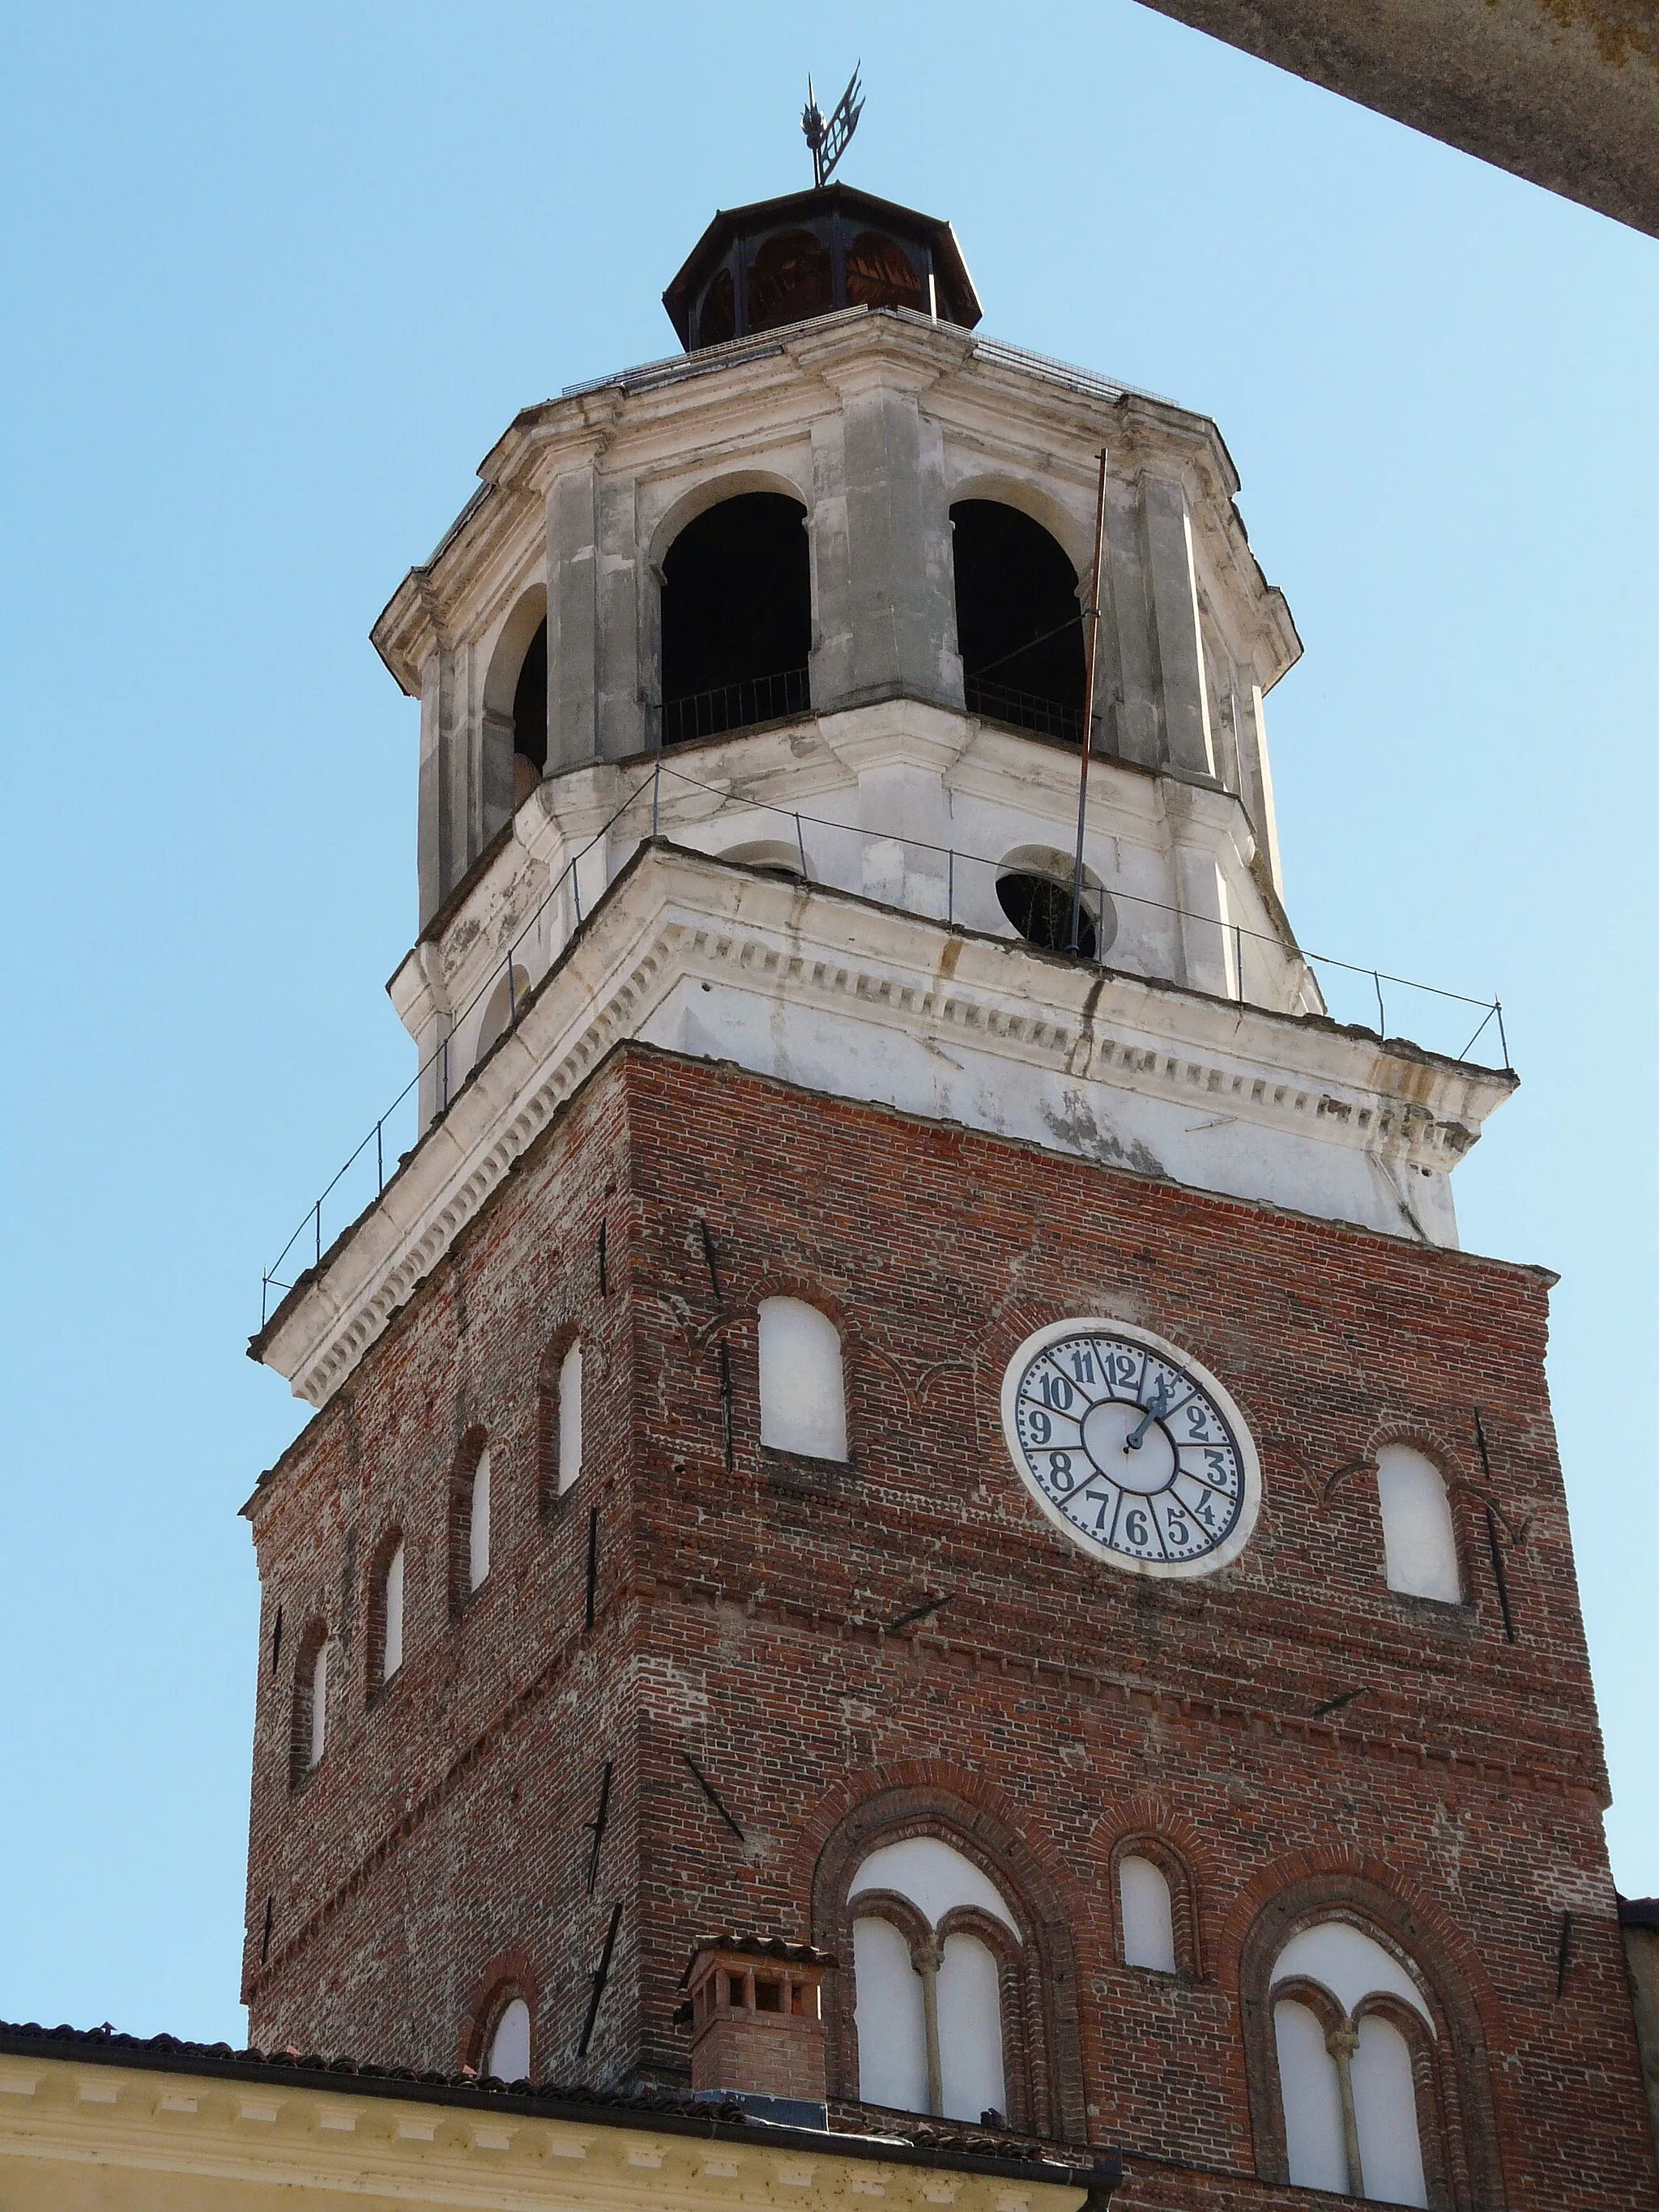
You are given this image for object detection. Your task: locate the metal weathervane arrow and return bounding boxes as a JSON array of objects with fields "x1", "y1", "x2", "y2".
[{"x1": 802, "y1": 63, "x2": 864, "y2": 188}]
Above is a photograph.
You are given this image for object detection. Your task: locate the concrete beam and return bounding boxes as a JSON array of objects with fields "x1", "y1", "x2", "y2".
[{"x1": 1133, "y1": 0, "x2": 1659, "y2": 237}]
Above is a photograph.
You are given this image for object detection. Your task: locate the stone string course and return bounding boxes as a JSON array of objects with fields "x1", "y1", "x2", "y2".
[{"x1": 242, "y1": 1042, "x2": 1656, "y2": 2210}]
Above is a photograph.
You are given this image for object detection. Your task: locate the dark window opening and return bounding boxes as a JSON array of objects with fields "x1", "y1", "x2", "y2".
[
  {"x1": 846, "y1": 230, "x2": 927, "y2": 312},
  {"x1": 952, "y1": 501, "x2": 1087, "y2": 742},
  {"x1": 660, "y1": 493, "x2": 811, "y2": 744},
  {"x1": 512, "y1": 618, "x2": 548, "y2": 777},
  {"x1": 997, "y1": 872, "x2": 1097, "y2": 961},
  {"x1": 697, "y1": 266, "x2": 736, "y2": 348},
  {"x1": 746, "y1": 229, "x2": 833, "y2": 333}
]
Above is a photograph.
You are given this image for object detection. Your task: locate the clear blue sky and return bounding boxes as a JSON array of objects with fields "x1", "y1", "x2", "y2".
[{"x1": 2, "y1": 2, "x2": 1653, "y2": 2046}]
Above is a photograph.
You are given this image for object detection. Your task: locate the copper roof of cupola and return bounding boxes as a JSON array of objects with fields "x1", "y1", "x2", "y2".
[{"x1": 662, "y1": 182, "x2": 983, "y2": 352}]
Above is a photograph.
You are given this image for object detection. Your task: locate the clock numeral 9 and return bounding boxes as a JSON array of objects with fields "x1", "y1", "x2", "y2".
[{"x1": 1028, "y1": 1409, "x2": 1051, "y2": 1443}]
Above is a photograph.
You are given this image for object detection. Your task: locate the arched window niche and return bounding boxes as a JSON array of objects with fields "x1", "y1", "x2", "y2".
[
  {"x1": 484, "y1": 1994, "x2": 532, "y2": 2083},
  {"x1": 288, "y1": 1620, "x2": 331, "y2": 1788},
  {"x1": 475, "y1": 964, "x2": 531, "y2": 1068},
  {"x1": 1375, "y1": 1444, "x2": 1462, "y2": 1605},
  {"x1": 952, "y1": 500, "x2": 1088, "y2": 744},
  {"x1": 1110, "y1": 1833, "x2": 1199, "y2": 1976},
  {"x1": 450, "y1": 1430, "x2": 493, "y2": 1609},
  {"x1": 536, "y1": 1329, "x2": 583, "y2": 1514},
  {"x1": 366, "y1": 1531, "x2": 405, "y2": 1698},
  {"x1": 1240, "y1": 1880, "x2": 1502, "y2": 2210},
  {"x1": 810, "y1": 1785, "x2": 1087, "y2": 2141},
  {"x1": 659, "y1": 492, "x2": 812, "y2": 744},
  {"x1": 758, "y1": 1297, "x2": 847, "y2": 1463},
  {"x1": 481, "y1": 586, "x2": 548, "y2": 833}
]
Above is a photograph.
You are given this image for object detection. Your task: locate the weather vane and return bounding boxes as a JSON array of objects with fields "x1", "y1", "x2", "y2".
[{"x1": 801, "y1": 64, "x2": 864, "y2": 189}]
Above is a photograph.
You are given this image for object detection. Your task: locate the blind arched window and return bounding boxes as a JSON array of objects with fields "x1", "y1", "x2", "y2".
[
  {"x1": 1120, "y1": 1854, "x2": 1177, "y2": 1971},
  {"x1": 849, "y1": 1835, "x2": 1017, "y2": 2123},
  {"x1": 558, "y1": 1342, "x2": 583, "y2": 1494},
  {"x1": 381, "y1": 1541, "x2": 405, "y2": 1681},
  {"x1": 469, "y1": 1449, "x2": 492, "y2": 1591},
  {"x1": 1376, "y1": 1445, "x2": 1461, "y2": 1601},
  {"x1": 307, "y1": 1642, "x2": 328, "y2": 1768},
  {"x1": 1271, "y1": 1920, "x2": 1433, "y2": 2206},
  {"x1": 758, "y1": 1297, "x2": 847, "y2": 1460}
]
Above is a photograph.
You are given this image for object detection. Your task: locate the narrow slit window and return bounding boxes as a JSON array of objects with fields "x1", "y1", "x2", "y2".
[
  {"x1": 558, "y1": 1342, "x2": 583, "y2": 1494},
  {"x1": 382, "y1": 1541, "x2": 405, "y2": 1681},
  {"x1": 308, "y1": 1643, "x2": 329, "y2": 1768},
  {"x1": 469, "y1": 1449, "x2": 492, "y2": 1591}
]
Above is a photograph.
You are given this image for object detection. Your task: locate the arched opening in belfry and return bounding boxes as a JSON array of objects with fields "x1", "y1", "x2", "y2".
[
  {"x1": 483, "y1": 587, "x2": 548, "y2": 823},
  {"x1": 659, "y1": 492, "x2": 812, "y2": 743},
  {"x1": 951, "y1": 500, "x2": 1088, "y2": 742},
  {"x1": 512, "y1": 619, "x2": 548, "y2": 782}
]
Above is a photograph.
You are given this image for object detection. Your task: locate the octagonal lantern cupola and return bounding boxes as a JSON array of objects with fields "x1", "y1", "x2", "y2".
[{"x1": 662, "y1": 183, "x2": 983, "y2": 350}]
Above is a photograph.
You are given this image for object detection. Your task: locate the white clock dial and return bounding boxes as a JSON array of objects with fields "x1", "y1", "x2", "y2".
[{"x1": 1000, "y1": 1319, "x2": 1261, "y2": 1579}]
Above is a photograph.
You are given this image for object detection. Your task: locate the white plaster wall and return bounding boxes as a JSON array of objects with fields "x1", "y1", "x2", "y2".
[
  {"x1": 469, "y1": 1451, "x2": 492, "y2": 1590},
  {"x1": 1274, "y1": 2000, "x2": 1347, "y2": 2193},
  {"x1": 849, "y1": 1839, "x2": 1019, "y2": 1937},
  {"x1": 558, "y1": 1345, "x2": 583, "y2": 1494},
  {"x1": 758, "y1": 1298, "x2": 847, "y2": 1460},
  {"x1": 1352, "y1": 2014, "x2": 1429, "y2": 2206},
  {"x1": 1272, "y1": 1924, "x2": 1431, "y2": 2028},
  {"x1": 1376, "y1": 1445, "x2": 1461, "y2": 1602},
  {"x1": 382, "y1": 1542, "x2": 404, "y2": 1679},
  {"x1": 852, "y1": 1917, "x2": 928, "y2": 2112},
  {"x1": 936, "y1": 1933, "x2": 1006, "y2": 2122},
  {"x1": 486, "y1": 1998, "x2": 531, "y2": 2082},
  {"x1": 1120, "y1": 1856, "x2": 1177, "y2": 1971},
  {"x1": 309, "y1": 1646, "x2": 328, "y2": 1769}
]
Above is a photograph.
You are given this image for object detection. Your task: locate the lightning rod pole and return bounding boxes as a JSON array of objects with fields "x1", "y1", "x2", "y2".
[{"x1": 1068, "y1": 448, "x2": 1110, "y2": 957}]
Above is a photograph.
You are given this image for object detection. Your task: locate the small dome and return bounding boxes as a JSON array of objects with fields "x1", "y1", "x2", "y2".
[{"x1": 662, "y1": 183, "x2": 982, "y2": 352}]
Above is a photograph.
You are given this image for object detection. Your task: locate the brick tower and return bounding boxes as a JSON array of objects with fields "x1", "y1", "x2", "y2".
[{"x1": 242, "y1": 181, "x2": 1656, "y2": 2207}]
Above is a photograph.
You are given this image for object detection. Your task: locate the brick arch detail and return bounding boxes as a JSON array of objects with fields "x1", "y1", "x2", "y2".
[
  {"x1": 805, "y1": 1768, "x2": 1088, "y2": 2142},
  {"x1": 535, "y1": 1319, "x2": 583, "y2": 1517},
  {"x1": 363, "y1": 1523, "x2": 404, "y2": 1703},
  {"x1": 1094, "y1": 1794, "x2": 1210, "y2": 1978},
  {"x1": 1231, "y1": 1862, "x2": 1506, "y2": 2210},
  {"x1": 448, "y1": 1422, "x2": 490, "y2": 1613},
  {"x1": 461, "y1": 1942, "x2": 541, "y2": 2078}
]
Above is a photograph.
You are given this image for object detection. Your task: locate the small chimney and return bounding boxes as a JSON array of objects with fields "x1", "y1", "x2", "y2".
[{"x1": 684, "y1": 1936, "x2": 836, "y2": 2120}]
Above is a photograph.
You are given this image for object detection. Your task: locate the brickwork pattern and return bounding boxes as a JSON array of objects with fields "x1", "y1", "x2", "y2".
[{"x1": 242, "y1": 1044, "x2": 1656, "y2": 2208}]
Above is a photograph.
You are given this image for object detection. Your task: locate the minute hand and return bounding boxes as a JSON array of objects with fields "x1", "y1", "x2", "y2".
[{"x1": 1124, "y1": 1379, "x2": 1172, "y2": 1451}]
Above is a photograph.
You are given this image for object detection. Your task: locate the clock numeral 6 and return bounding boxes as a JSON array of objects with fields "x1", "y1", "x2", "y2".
[{"x1": 1123, "y1": 1508, "x2": 1150, "y2": 1547}]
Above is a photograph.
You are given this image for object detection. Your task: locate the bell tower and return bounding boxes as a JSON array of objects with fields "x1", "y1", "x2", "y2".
[{"x1": 241, "y1": 170, "x2": 1655, "y2": 2210}]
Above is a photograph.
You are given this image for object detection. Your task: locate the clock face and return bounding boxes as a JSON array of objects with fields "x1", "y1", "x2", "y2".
[{"x1": 1000, "y1": 1319, "x2": 1261, "y2": 1579}]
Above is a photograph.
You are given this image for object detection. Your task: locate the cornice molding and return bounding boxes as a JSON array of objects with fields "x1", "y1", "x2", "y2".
[{"x1": 257, "y1": 845, "x2": 1513, "y2": 1411}]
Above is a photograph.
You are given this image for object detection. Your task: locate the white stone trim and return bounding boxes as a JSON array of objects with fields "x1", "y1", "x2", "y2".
[{"x1": 260, "y1": 847, "x2": 1512, "y2": 1409}]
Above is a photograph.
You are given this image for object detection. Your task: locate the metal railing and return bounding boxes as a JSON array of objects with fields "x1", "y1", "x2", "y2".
[
  {"x1": 963, "y1": 675, "x2": 1085, "y2": 744},
  {"x1": 659, "y1": 667, "x2": 810, "y2": 746},
  {"x1": 258, "y1": 754, "x2": 1509, "y2": 1323}
]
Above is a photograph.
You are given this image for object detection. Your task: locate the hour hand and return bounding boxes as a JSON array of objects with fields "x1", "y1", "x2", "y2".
[{"x1": 1124, "y1": 1378, "x2": 1171, "y2": 1451}]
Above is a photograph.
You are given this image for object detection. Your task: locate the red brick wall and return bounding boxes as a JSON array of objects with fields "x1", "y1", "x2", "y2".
[{"x1": 241, "y1": 1042, "x2": 1655, "y2": 2206}]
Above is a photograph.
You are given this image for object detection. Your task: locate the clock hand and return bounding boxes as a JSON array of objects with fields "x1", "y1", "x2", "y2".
[{"x1": 1124, "y1": 1377, "x2": 1172, "y2": 1451}]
